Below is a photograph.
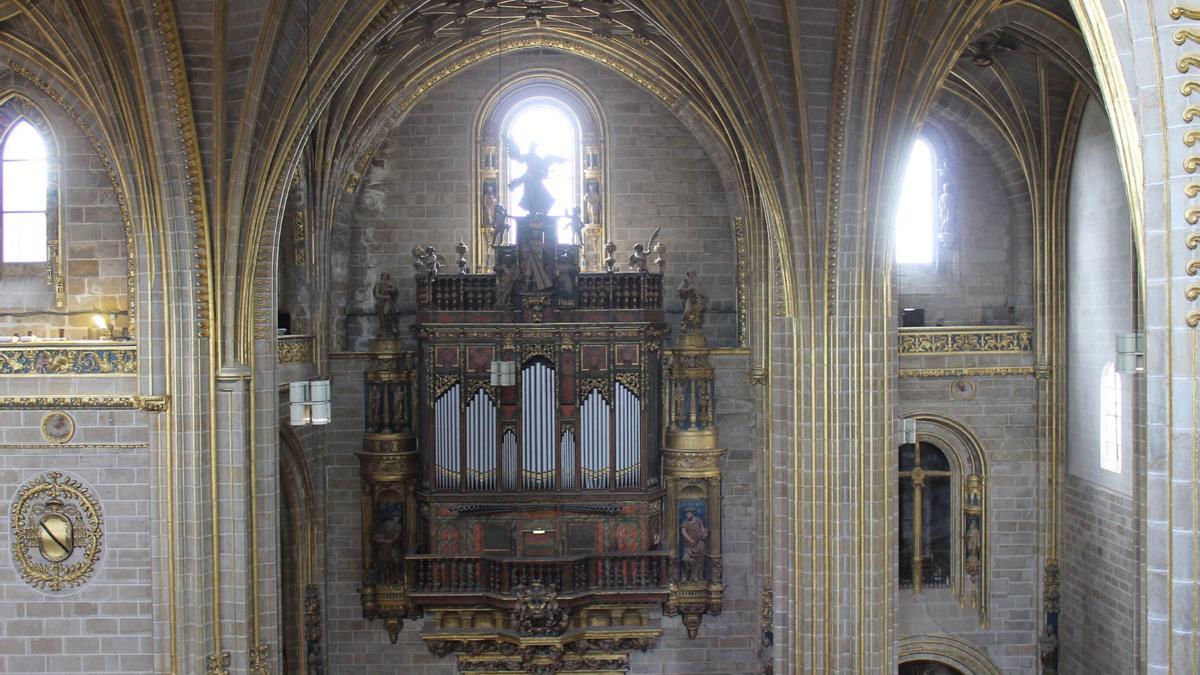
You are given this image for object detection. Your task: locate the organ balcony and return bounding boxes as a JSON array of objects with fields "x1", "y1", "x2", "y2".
[{"x1": 360, "y1": 233, "x2": 719, "y2": 673}]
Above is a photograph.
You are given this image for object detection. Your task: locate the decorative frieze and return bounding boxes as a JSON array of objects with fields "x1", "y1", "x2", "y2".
[
  {"x1": 899, "y1": 327, "x2": 1032, "y2": 354},
  {"x1": 0, "y1": 342, "x2": 136, "y2": 375},
  {"x1": 278, "y1": 335, "x2": 315, "y2": 364}
]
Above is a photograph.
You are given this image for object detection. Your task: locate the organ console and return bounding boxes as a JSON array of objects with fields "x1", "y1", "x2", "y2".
[{"x1": 359, "y1": 226, "x2": 724, "y2": 673}]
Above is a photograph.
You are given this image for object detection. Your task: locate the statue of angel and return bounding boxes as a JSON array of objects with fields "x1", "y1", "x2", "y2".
[
  {"x1": 628, "y1": 227, "x2": 661, "y2": 273},
  {"x1": 412, "y1": 245, "x2": 446, "y2": 277},
  {"x1": 505, "y1": 135, "x2": 565, "y2": 215}
]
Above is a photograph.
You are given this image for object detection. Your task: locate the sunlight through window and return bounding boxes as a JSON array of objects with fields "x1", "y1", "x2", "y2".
[
  {"x1": 3, "y1": 120, "x2": 48, "y2": 263},
  {"x1": 895, "y1": 138, "x2": 935, "y2": 265},
  {"x1": 504, "y1": 100, "x2": 578, "y2": 242}
]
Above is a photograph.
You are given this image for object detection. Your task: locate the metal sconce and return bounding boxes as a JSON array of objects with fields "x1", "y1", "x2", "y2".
[
  {"x1": 1115, "y1": 333, "x2": 1145, "y2": 374},
  {"x1": 290, "y1": 379, "x2": 331, "y2": 426},
  {"x1": 489, "y1": 360, "x2": 516, "y2": 386}
]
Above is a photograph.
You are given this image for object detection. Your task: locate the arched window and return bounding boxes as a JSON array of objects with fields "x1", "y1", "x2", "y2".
[
  {"x1": 895, "y1": 137, "x2": 937, "y2": 265},
  {"x1": 899, "y1": 439, "x2": 953, "y2": 591},
  {"x1": 2, "y1": 119, "x2": 48, "y2": 263},
  {"x1": 502, "y1": 98, "x2": 579, "y2": 243},
  {"x1": 1101, "y1": 361, "x2": 1122, "y2": 473},
  {"x1": 477, "y1": 76, "x2": 606, "y2": 271}
]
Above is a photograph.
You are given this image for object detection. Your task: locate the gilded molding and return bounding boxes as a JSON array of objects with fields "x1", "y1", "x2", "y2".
[
  {"x1": 150, "y1": 0, "x2": 214, "y2": 338},
  {"x1": 395, "y1": 36, "x2": 678, "y2": 119},
  {"x1": 898, "y1": 327, "x2": 1032, "y2": 354},
  {"x1": 0, "y1": 395, "x2": 169, "y2": 411},
  {"x1": 0, "y1": 443, "x2": 149, "y2": 449},
  {"x1": 205, "y1": 651, "x2": 230, "y2": 675},
  {"x1": 277, "y1": 335, "x2": 315, "y2": 364},
  {"x1": 0, "y1": 344, "x2": 136, "y2": 375},
  {"x1": 10, "y1": 471, "x2": 103, "y2": 591},
  {"x1": 898, "y1": 367, "x2": 1036, "y2": 379}
]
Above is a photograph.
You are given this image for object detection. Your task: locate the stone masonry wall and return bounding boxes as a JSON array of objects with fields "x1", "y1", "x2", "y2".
[
  {"x1": 338, "y1": 50, "x2": 738, "y2": 351},
  {"x1": 896, "y1": 372, "x2": 1040, "y2": 673},
  {"x1": 1059, "y1": 98, "x2": 1139, "y2": 674},
  {"x1": 0, "y1": 375, "x2": 154, "y2": 673},
  {"x1": 1058, "y1": 476, "x2": 1138, "y2": 675}
]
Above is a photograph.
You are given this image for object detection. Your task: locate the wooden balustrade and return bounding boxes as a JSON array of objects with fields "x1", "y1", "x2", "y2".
[{"x1": 405, "y1": 551, "x2": 670, "y2": 596}]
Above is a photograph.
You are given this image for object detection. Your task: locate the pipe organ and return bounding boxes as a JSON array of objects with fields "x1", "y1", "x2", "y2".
[{"x1": 358, "y1": 237, "x2": 724, "y2": 674}]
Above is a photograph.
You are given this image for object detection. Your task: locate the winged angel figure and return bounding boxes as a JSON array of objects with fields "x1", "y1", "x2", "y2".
[{"x1": 505, "y1": 135, "x2": 566, "y2": 215}]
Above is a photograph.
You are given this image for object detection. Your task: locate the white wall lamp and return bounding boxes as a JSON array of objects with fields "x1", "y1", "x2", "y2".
[
  {"x1": 289, "y1": 379, "x2": 331, "y2": 426},
  {"x1": 489, "y1": 360, "x2": 516, "y2": 387},
  {"x1": 1115, "y1": 333, "x2": 1145, "y2": 374},
  {"x1": 901, "y1": 418, "x2": 917, "y2": 445}
]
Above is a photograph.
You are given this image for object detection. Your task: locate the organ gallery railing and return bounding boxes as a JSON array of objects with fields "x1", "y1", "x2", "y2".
[{"x1": 406, "y1": 552, "x2": 670, "y2": 596}]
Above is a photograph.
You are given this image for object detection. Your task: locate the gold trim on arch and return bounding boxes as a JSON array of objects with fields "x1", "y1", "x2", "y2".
[{"x1": 898, "y1": 634, "x2": 1003, "y2": 675}]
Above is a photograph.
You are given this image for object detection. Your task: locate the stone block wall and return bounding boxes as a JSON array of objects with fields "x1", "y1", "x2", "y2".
[
  {"x1": 1058, "y1": 476, "x2": 1138, "y2": 675},
  {"x1": 0, "y1": 377, "x2": 154, "y2": 673},
  {"x1": 1059, "y1": 97, "x2": 1140, "y2": 675},
  {"x1": 896, "y1": 372, "x2": 1041, "y2": 673},
  {"x1": 337, "y1": 50, "x2": 739, "y2": 351},
  {"x1": 0, "y1": 68, "x2": 130, "y2": 339}
]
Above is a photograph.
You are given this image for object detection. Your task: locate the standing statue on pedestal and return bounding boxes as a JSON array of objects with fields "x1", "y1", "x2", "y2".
[
  {"x1": 373, "y1": 272, "x2": 400, "y2": 338},
  {"x1": 680, "y1": 509, "x2": 709, "y2": 582},
  {"x1": 505, "y1": 136, "x2": 565, "y2": 215},
  {"x1": 373, "y1": 513, "x2": 405, "y2": 583},
  {"x1": 583, "y1": 179, "x2": 602, "y2": 225},
  {"x1": 678, "y1": 271, "x2": 708, "y2": 333}
]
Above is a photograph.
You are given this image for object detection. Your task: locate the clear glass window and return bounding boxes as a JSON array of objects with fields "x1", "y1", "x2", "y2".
[
  {"x1": 2, "y1": 120, "x2": 48, "y2": 263},
  {"x1": 503, "y1": 99, "x2": 579, "y2": 242},
  {"x1": 895, "y1": 137, "x2": 936, "y2": 265}
]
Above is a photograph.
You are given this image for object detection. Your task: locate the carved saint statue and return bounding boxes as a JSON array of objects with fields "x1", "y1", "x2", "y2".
[
  {"x1": 1039, "y1": 624, "x2": 1059, "y2": 673},
  {"x1": 372, "y1": 513, "x2": 404, "y2": 583},
  {"x1": 937, "y1": 182, "x2": 955, "y2": 247},
  {"x1": 482, "y1": 181, "x2": 497, "y2": 228},
  {"x1": 519, "y1": 221, "x2": 554, "y2": 292},
  {"x1": 372, "y1": 272, "x2": 400, "y2": 338},
  {"x1": 568, "y1": 206, "x2": 585, "y2": 246},
  {"x1": 494, "y1": 249, "x2": 518, "y2": 309},
  {"x1": 678, "y1": 271, "x2": 708, "y2": 333},
  {"x1": 506, "y1": 136, "x2": 565, "y2": 215},
  {"x1": 965, "y1": 520, "x2": 981, "y2": 563},
  {"x1": 583, "y1": 180, "x2": 602, "y2": 225},
  {"x1": 680, "y1": 509, "x2": 709, "y2": 582}
]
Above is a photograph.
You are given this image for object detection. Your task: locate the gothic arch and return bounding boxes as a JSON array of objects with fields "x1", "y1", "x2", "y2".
[{"x1": 898, "y1": 634, "x2": 1002, "y2": 675}]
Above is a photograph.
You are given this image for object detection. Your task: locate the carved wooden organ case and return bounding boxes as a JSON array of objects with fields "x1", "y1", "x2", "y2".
[{"x1": 358, "y1": 239, "x2": 726, "y2": 674}]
